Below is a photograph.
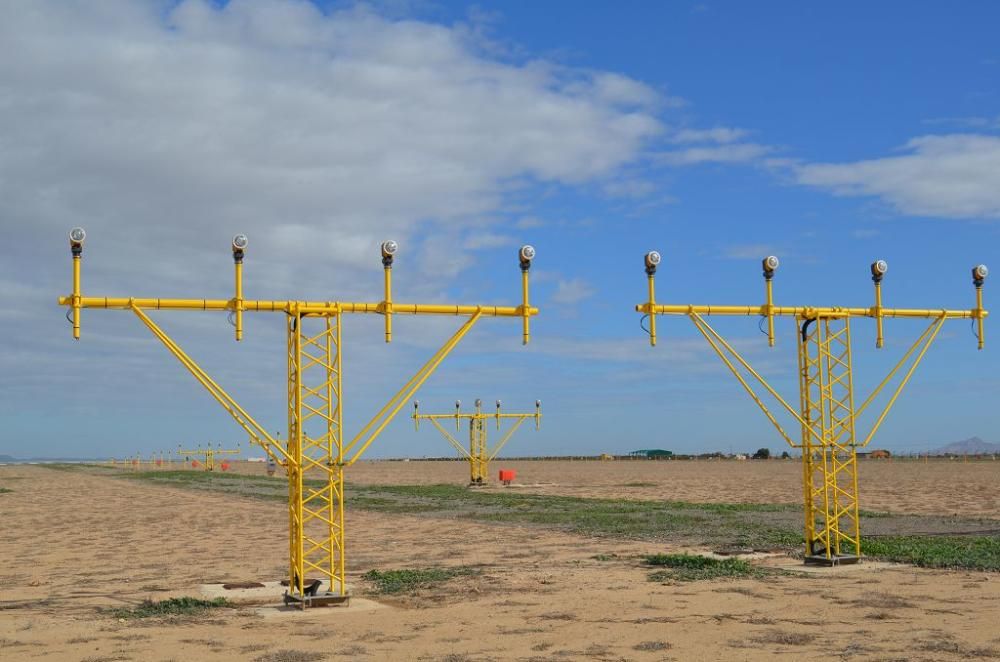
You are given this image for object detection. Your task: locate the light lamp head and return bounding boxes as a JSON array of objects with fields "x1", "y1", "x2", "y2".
[
  {"x1": 871, "y1": 259, "x2": 889, "y2": 280},
  {"x1": 973, "y1": 264, "x2": 989, "y2": 284},
  {"x1": 69, "y1": 227, "x2": 87, "y2": 246},
  {"x1": 644, "y1": 250, "x2": 661, "y2": 274},
  {"x1": 381, "y1": 240, "x2": 398, "y2": 259},
  {"x1": 232, "y1": 234, "x2": 249, "y2": 251},
  {"x1": 762, "y1": 255, "x2": 780, "y2": 278}
]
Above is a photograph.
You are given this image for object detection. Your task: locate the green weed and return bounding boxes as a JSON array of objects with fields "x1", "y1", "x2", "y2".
[
  {"x1": 862, "y1": 535, "x2": 1000, "y2": 571},
  {"x1": 109, "y1": 597, "x2": 230, "y2": 619},
  {"x1": 362, "y1": 567, "x2": 477, "y2": 594},
  {"x1": 644, "y1": 553, "x2": 768, "y2": 582}
]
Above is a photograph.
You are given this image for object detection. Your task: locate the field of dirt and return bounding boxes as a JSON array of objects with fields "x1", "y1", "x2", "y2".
[
  {"x1": 2, "y1": 461, "x2": 999, "y2": 661},
  {"x1": 223, "y1": 456, "x2": 1000, "y2": 519}
]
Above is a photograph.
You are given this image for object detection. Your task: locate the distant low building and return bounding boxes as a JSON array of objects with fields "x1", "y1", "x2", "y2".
[{"x1": 629, "y1": 449, "x2": 674, "y2": 459}]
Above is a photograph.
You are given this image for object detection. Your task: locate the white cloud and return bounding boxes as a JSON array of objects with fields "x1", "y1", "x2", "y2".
[
  {"x1": 656, "y1": 143, "x2": 772, "y2": 166},
  {"x1": 795, "y1": 134, "x2": 1000, "y2": 219},
  {"x1": 550, "y1": 278, "x2": 596, "y2": 305},
  {"x1": 0, "y1": 0, "x2": 664, "y2": 296},
  {"x1": 670, "y1": 126, "x2": 749, "y2": 144}
]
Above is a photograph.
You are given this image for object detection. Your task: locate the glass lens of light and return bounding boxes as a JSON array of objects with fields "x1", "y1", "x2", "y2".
[
  {"x1": 232, "y1": 234, "x2": 249, "y2": 249},
  {"x1": 69, "y1": 227, "x2": 86, "y2": 243},
  {"x1": 975, "y1": 264, "x2": 989, "y2": 279},
  {"x1": 520, "y1": 245, "x2": 536, "y2": 261},
  {"x1": 765, "y1": 256, "x2": 780, "y2": 271},
  {"x1": 646, "y1": 251, "x2": 661, "y2": 266}
]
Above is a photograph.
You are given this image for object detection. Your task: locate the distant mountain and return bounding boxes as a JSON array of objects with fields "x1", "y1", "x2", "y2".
[
  {"x1": 0, "y1": 454, "x2": 16, "y2": 462},
  {"x1": 930, "y1": 437, "x2": 1000, "y2": 455}
]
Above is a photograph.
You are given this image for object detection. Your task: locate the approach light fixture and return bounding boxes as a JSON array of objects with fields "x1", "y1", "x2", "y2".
[
  {"x1": 762, "y1": 255, "x2": 780, "y2": 276},
  {"x1": 974, "y1": 264, "x2": 989, "y2": 283},
  {"x1": 871, "y1": 259, "x2": 889, "y2": 282},
  {"x1": 381, "y1": 240, "x2": 399, "y2": 259},
  {"x1": 232, "y1": 234, "x2": 249, "y2": 251},
  {"x1": 69, "y1": 227, "x2": 87, "y2": 246},
  {"x1": 644, "y1": 250, "x2": 661, "y2": 273},
  {"x1": 519, "y1": 245, "x2": 536, "y2": 269}
]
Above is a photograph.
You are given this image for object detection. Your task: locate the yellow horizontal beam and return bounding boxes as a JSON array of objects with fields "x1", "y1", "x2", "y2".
[
  {"x1": 636, "y1": 303, "x2": 985, "y2": 320},
  {"x1": 58, "y1": 296, "x2": 538, "y2": 318},
  {"x1": 414, "y1": 413, "x2": 539, "y2": 420}
]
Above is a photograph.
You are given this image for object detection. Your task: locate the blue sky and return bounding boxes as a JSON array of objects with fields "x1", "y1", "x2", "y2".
[{"x1": 1, "y1": 1, "x2": 996, "y2": 459}]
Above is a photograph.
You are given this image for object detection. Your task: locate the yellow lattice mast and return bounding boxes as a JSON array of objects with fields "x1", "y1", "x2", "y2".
[
  {"x1": 412, "y1": 398, "x2": 541, "y2": 484},
  {"x1": 637, "y1": 251, "x2": 988, "y2": 565},
  {"x1": 177, "y1": 444, "x2": 241, "y2": 471},
  {"x1": 60, "y1": 228, "x2": 537, "y2": 607}
]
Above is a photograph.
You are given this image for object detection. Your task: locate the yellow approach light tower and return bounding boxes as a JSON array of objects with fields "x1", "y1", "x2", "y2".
[
  {"x1": 177, "y1": 444, "x2": 241, "y2": 471},
  {"x1": 637, "y1": 252, "x2": 988, "y2": 565},
  {"x1": 412, "y1": 398, "x2": 541, "y2": 484},
  {"x1": 60, "y1": 229, "x2": 538, "y2": 607}
]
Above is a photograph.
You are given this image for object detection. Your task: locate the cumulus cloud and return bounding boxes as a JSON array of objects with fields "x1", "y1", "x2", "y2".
[
  {"x1": 656, "y1": 143, "x2": 772, "y2": 166},
  {"x1": 0, "y1": 0, "x2": 664, "y2": 300},
  {"x1": 669, "y1": 126, "x2": 749, "y2": 144},
  {"x1": 550, "y1": 278, "x2": 596, "y2": 305},
  {"x1": 795, "y1": 134, "x2": 1000, "y2": 220}
]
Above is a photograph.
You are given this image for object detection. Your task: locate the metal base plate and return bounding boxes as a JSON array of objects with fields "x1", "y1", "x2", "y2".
[
  {"x1": 283, "y1": 591, "x2": 351, "y2": 608},
  {"x1": 804, "y1": 554, "x2": 860, "y2": 567}
]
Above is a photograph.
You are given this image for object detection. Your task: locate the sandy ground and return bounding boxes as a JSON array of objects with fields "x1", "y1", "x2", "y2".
[
  {"x1": 220, "y1": 457, "x2": 1000, "y2": 519},
  {"x1": 2, "y1": 462, "x2": 999, "y2": 661}
]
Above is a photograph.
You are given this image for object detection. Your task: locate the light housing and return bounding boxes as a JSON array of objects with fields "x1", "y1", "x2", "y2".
[
  {"x1": 871, "y1": 259, "x2": 889, "y2": 278},
  {"x1": 644, "y1": 251, "x2": 661, "y2": 270},
  {"x1": 455, "y1": 400, "x2": 461, "y2": 409},
  {"x1": 763, "y1": 255, "x2": 780, "y2": 273},
  {"x1": 519, "y1": 245, "x2": 536, "y2": 263},
  {"x1": 535, "y1": 399, "x2": 541, "y2": 408},
  {"x1": 232, "y1": 234, "x2": 249, "y2": 251},
  {"x1": 475, "y1": 398, "x2": 482, "y2": 408},
  {"x1": 69, "y1": 227, "x2": 87, "y2": 245},
  {"x1": 381, "y1": 240, "x2": 398, "y2": 259},
  {"x1": 973, "y1": 264, "x2": 989, "y2": 282}
]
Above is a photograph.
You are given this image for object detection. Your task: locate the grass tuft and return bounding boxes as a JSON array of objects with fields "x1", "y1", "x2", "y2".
[
  {"x1": 109, "y1": 596, "x2": 229, "y2": 619},
  {"x1": 644, "y1": 553, "x2": 768, "y2": 582},
  {"x1": 361, "y1": 567, "x2": 476, "y2": 595},
  {"x1": 862, "y1": 535, "x2": 1000, "y2": 571}
]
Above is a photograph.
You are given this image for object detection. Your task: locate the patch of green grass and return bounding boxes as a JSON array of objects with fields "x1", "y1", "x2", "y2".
[
  {"x1": 0, "y1": 487, "x2": 13, "y2": 494},
  {"x1": 361, "y1": 567, "x2": 477, "y2": 594},
  {"x1": 109, "y1": 597, "x2": 230, "y2": 619},
  {"x1": 862, "y1": 535, "x2": 1000, "y2": 571},
  {"x1": 644, "y1": 553, "x2": 768, "y2": 582}
]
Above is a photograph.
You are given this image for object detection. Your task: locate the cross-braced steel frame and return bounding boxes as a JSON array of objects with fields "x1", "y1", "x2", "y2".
[
  {"x1": 638, "y1": 253, "x2": 987, "y2": 565},
  {"x1": 60, "y1": 230, "x2": 538, "y2": 606},
  {"x1": 412, "y1": 399, "x2": 541, "y2": 484}
]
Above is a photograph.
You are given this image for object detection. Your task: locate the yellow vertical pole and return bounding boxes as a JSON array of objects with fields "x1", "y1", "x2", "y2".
[
  {"x1": 520, "y1": 245, "x2": 535, "y2": 345},
  {"x1": 762, "y1": 256, "x2": 778, "y2": 347},
  {"x1": 234, "y1": 256, "x2": 244, "y2": 341},
  {"x1": 974, "y1": 265, "x2": 987, "y2": 350},
  {"x1": 232, "y1": 234, "x2": 247, "y2": 342},
  {"x1": 765, "y1": 278, "x2": 775, "y2": 347},
  {"x1": 72, "y1": 252, "x2": 81, "y2": 340},
  {"x1": 335, "y1": 314, "x2": 345, "y2": 597},
  {"x1": 381, "y1": 241, "x2": 396, "y2": 343},
  {"x1": 647, "y1": 272, "x2": 657, "y2": 346},
  {"x1": 874, "y1": 281, "x2": 884, "y2": 349},
  {"x1": 872, "y1": 260, "x2": 888, "y2": 349}
]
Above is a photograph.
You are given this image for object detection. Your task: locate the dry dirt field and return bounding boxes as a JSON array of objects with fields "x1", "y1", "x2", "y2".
[{"x1": 2, "y1": 460, "x2": 999, "y2": 661}]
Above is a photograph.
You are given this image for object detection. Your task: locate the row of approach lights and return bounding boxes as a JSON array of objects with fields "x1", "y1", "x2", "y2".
[
  {"x1": 69, "y1": 227, "x2": 987, "y2": 295},
  {"x1": 411, "y1": 398, "x2": 542, "y2": 410},
  {"x1": 644, "y1": 250, "x2": 988, "y2": 284},
  {"x1": 68, "y1": 228, "x2": 536, "y2": 267}
]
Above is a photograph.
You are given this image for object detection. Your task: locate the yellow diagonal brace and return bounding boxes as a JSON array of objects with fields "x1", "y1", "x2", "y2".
[
  {"x1": 855, "y1": 316, "x2": 941, "y2": 418},
  {"x1": 688, "y1": 312, "x2": 801, "y2": 447},
  {"x1": 345, "y1": 311, "x2": 483, "y2": 465},
  {"x1": 429, "y1": 418, "x2": 473, "y2": 458},
  {"x1": 860, "y1": 314, "x2": 947, "y2": 447},
  {"x1": 488, "y1": 416, "x2": 529, "y2": 461},
  {"x1": 131, "y1": 305, "x2": 291, "y2": 465}
]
